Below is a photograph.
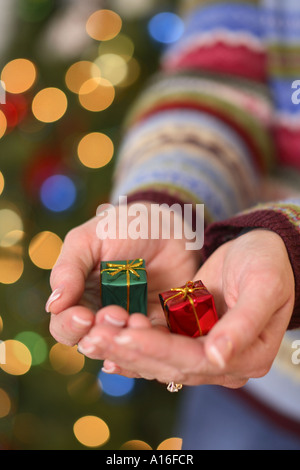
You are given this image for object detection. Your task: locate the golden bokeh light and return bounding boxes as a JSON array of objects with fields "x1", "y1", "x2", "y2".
[
  {"x1": 77, "y1": 132, "x2": 114, "y2": 169},
  {"x1": 32, "y1": 87, "x2": 67, "y2": 123},
  {"x1": 1, "y1": 58, "x2": 37, "y2": 94},
  {"x1": 0, "y1": 252, "x2": 24, "y2": 284},
  {"x1": 0, "y1": 208, "x2": 23, "y2": 244},
  {"x1": 157, "y1": 437, "x2": 183, "y2": 450},
  {"x1": 79, "y1": 78, "x2": 115, "y2": 112},
  {"x1": 94, "y1": 54, "x2": 128, "y2": 86},
  {"x1": 73, "y1": 416, "x2": 110, "y2": 448},
  {"x1": 65, "y1": 61, "x2": 101, "y2": 94},
  {"x1": 0, "y1": 171, "x2": 5, "y2": 195},
  {"x1": 0, "y1": 340, "x2": 31, "y2": 375},
  {"x1": 28, "y1": 231, "x2": 62, "y2": 270},
  {"x1": 120, "y1": 440, "x2": 153, "y2": 450},
  {"x1": 98, "y1": 33, "x2": 134, "y2": 61},
  {"x1": 86, "y1": 10, "x2": 122, "y2": 41},
  {"x1": 0, "y1": 389, "x2": 11, "y2": 418},
  {"x1": 0, "y1": 110, "x2": 7, "y2": 139},
  {"x1": 49, "y1": 343, "x2": 85, "y2": 375},
  {"x1": 0, "y1": 315, "x2": 3, "y2": 333},
  {"x1": 1, "y1": 230, "x2": 24, "y2": 248}
]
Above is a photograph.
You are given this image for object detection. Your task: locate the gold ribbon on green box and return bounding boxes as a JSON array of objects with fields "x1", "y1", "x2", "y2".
[{"x1": 100, "y1": 259, "x2": 147, "y2": 314}]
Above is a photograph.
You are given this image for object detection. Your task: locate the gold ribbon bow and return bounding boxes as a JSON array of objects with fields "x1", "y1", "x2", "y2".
[
  {"x1": 163, "y1": 281, "x2": 205, "y2": 337},
  {"x1": 101, "y1": 259, "x2": 145, "y2": 312},
  {"x1": 163, "y1": 281, "x2": 205, "y2": 393}
]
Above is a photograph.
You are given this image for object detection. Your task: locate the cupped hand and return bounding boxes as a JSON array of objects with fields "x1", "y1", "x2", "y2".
[
  {"x1": 47, "y1": 202, "x2": 200, "y2": 347},
  {"x1": 80, "y1": 229, "x2": 295, "y2": 388}
]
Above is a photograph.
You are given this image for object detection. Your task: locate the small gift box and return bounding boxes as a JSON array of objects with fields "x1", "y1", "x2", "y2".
[
  {"x1": 159, "y1": 280, "x2": 218, "y2": 338},
  {"x1": 100, "y1": 259, "x2": 147, "y2": 315}
]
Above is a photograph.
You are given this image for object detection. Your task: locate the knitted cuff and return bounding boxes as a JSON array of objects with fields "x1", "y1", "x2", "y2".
[{"x1": 203, "y1": 210, "x2": 300, "y2": 329}]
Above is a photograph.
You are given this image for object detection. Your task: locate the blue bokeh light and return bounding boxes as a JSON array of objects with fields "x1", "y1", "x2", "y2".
[
  {"x1": 148, "y1": 12, "x2": 184, "y2": 44},
  {"x1": 98, "y1": 370, "x2": 135, "y2": 398},
  {"x1": 40, "y1": 174, "x2": 76, "y2": 212}
]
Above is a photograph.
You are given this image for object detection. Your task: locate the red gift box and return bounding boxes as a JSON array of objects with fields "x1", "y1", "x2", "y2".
[{"x1": 159, "y1": 280, "x2": 218, "y2": 338}]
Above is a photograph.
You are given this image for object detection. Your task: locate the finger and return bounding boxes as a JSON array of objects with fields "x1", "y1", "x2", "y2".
[
  {"x1": 110, "y1": 328, "x2": 213, "y2": 379},
  {"x1": 101, "y1": 359, "x2": 142, "y2": 379},
  {"x1": 204, "y1": 277, "x2": 284, "y2": 370},
  {"x1": 49, "y1": 306, "x2": 95, "y2": 346},
  {"x1": 46, "y1": 221, "x2": 99, "y2": 314},
  {"x1": 95, "y1": 305, "x2": 131, "y2": 328}
]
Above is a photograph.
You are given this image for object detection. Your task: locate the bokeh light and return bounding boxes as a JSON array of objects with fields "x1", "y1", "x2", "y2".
[
  {"x1": 98, "y1": 370, "x2": 135, "y2": 398},
  {"x1": 0, "y1": 110, "x2": 7, "y2": 139},
  {"x1": 120, "y1": 440, "x2": 152, "y2": 450},
  {"x1": 1, "y1": 59, "x2": 37, "y2": 94},
  {"x1": 0, "y1": 172, "x2": 5, "y2": 196},
  {"x1": 0, "y1": 208, "x2": 23, "y2": 243},
  {"x1": 0, "y1": 389, "x2": 11, "y2": 418},
  {"x1": 14, "y1": 331, "x2": 48, "y2": 366},
  {"x1": 0, "y1": 340, "x2": 31, "y2": 375},
  {"x1": 78, "y1": 78, "x2": 115, "y2": 112},
  {"x1": 73, "y1": 416, "x2": 110, "y2": 448},
  {"x1": 65, "y1": 61, "x2": 101, "y2": 94},
  {"x1": 86, "y1": 10, "x2": 122, "y2": 41},
  {"x1": 0, "y1": 315, "x2": 3, "y2": 333},
  {"x1": 28, "y1": 231, "x2": 63, "y2": 270},
  {"x1": 0, "y1": 251, "x2": 24, "y2": 284},
  {"x1": 1, "y1": 230, "x2": 24, "y2": 248},
  {"x1": 94, "y1": 54, "x2": 128, "y2": 86},
  {"x1": 49, "y1": 344, "x2": 85, "y2": 375},
  {"x1": 32, "y1": 87, "x2": 67, "y2": 123},
  {"x1": 98, "y1": 33, "x2": 134, "y2": 61},
  {"x1": 148, "y1": 12, "x2": 184, "y2": 44},
  {"x1": 77, "y1": 132, "x2": 114, "y2": 169},
  {"x1": 40, "y1": 174, "x2": 76, "y2": 213},
  {"x1": 157, "y1": 437, "x2": 183, "y2": 450}
]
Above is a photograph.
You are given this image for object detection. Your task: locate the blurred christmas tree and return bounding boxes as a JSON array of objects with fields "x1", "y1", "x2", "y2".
[{"x1": 0, "y1": 0, "x2": 184, "y2": 450}]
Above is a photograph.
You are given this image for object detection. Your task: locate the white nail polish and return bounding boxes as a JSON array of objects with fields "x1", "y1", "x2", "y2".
[
  {"x1": 104, "y1": 313, "x2": 126, "y2": 327},
  {"x1": 101, "y1": 365, "x2": 116, "y2": 374},
  {"x1": 84, "y1": 336, "x2": 103, "y2": 344},
  {"x1": 207, "y1": 345, "x2": 226, "y2": 369},
  {"x1": 45, "y1": 287, "x2": 63, "y2": 313},
  {"x1": 72, "y1": 315, "x2": 93, "y2": 327},
  {"x1": 77, "y1": 344, "x2": 95, "y2": 355},
  {"x1": 113, "y1": 335, "x2": 132, "y2": 345}
]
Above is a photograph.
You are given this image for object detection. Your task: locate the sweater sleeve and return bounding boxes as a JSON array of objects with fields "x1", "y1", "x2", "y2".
[
  {"x1": 202, "y1": 198, "x2": 300, "y2": 329},
  {"x1": 111, "y1": 0, "x2": 275, "y2": 226}
]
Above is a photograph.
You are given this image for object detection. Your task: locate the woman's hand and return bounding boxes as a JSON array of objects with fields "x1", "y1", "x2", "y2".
[
  {"x1": 47, "y1": 202, "x2": 200, "y2": 348},
  {"x1": 79, "y1": 229, "x2": 295, "y2": 388}
]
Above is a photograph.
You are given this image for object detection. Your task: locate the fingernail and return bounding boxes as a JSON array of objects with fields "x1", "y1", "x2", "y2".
[
  {"x1": 84, "y1": 335, "x2": 104, "y2": 345},
  {"x1": 113, "y1": 334, "x2": 133, "y2": 346},
  {"x1": 104, "y1": 313, "x2": 126, "y2": 327},
  {"x1": 206, "y1": 337, "x2": 233, "y2": 369},
  {"x1": 45, "y1": 286, "x2": 64, "y2": 313},
  {"x1": 72, "y1": 315, "x2": 93, "y2": 329},
  {"x1": 101, "y1": 360, "x2": 117, "y2": 373},
  {"x1": 77, "y1": 344, "x2": 95, "y2": 355}
]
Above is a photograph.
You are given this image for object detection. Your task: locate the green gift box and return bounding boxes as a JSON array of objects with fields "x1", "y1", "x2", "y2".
[{"x1": 100, "y1": 259, "x2": 147, "y2": 315}]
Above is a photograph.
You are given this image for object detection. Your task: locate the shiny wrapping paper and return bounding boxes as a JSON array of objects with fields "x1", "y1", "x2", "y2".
[
  {"x1": 100, "y1": 259, "x2": 147, "y2": 315},
  {"x1": 159, "y1": 280, "x2": 218, "y2": 338}
]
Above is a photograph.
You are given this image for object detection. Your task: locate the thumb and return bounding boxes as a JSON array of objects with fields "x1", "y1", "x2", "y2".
[
  {"x1": 46, "y1": 222, "x2": 99, "y2": 314},
  {"x1": 204, "y1": 281, "x2": 277, "y2": 369}
]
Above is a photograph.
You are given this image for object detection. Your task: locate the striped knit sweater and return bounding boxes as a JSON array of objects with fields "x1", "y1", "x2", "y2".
[{"x1": 112, "y1": 0, "x2": 300, "y2": 332}]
